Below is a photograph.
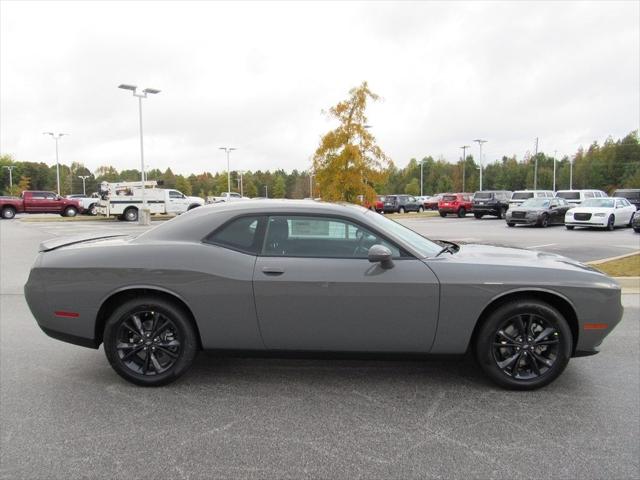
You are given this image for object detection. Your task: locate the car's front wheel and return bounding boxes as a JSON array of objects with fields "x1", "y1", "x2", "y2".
[
  {"x1": 63, "y1": 206, "x2": 78, "y2": 217},
  {"x1": 507, "y1": 222, "x2": 515, "y2": 227},
  {"x1": 607, "y1": 215, "x2": 615, "y2": 231},
  {"x1": 103, "y1": 296, "x2": 198, "y2": 386},
  {"x1": 475, "y1": 299, "x2": 572, "y2": 390},
  {"x1": 566, "y1": 225, "x2": 574, "y2": 230},
  {"x1": 399, "y1": 207, "x2": 405, "y2": 214}
]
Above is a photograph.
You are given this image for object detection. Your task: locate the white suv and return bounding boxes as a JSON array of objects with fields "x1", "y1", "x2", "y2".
[
  {"x1": 555, "y1": 189, "x2": 607, "y2": 206},
  {"x1": 509, "y1": 190, "x2": 555, "y2": 207}
]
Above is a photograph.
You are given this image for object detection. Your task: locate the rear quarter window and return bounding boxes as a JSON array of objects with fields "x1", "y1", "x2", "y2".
[{"x1": 204, "y1": 216, "x2": 262, "y2": 254}]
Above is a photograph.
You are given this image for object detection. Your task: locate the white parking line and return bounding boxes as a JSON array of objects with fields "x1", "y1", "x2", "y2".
[{"x1": 528, "y1": 243, "x2": 557, "y2": 248}]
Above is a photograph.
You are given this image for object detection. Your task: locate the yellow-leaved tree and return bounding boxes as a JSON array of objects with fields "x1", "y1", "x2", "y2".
[{"x1": 312, "y1": 82, "x2": 391, "y2": 203}]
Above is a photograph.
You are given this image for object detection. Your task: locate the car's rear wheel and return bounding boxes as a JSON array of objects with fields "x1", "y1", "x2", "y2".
[
  {"x1": 607, "y1": 215, "x2": 615, "y2": 231},
  {"x1": 497, "y1": 207, "x2": 505, "y2": 219},
  {"x1": 475, "y1": 299, "x2": 572, "y2": 390},
  {"x1": 123, "y1": 207, "x2": 138, "y2": 222},
  {"x1": 507, "y1": 222, "x2": 515, "y2": 227},
  {"x1": 458, "y1": 207, "x2": 466, "y2": 218},
  {"x1": 103, "y1": 296, "x2": 198, "y2": 386},
  {"x1": 63, "y1": 206, "x2": 78, "y2": 217},
  {"x1": 565, "y1": 225, "x2": 574, "y2": 230},
  {"x1": 439, "y1": 211, "x2": 446, "y2": 218},
  {"x1": 1, "y1": 206, "x2": 16, "y2": 219}
]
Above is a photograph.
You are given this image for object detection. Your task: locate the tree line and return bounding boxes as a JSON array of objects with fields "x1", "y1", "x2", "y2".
[{"x1": 1, "y1": 131, "x2": 638, "y2": 199}]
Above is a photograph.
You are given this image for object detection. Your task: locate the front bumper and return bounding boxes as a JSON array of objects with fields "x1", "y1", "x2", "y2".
[
  {"x1": 565, "y1": 217, "x2": 608, "y2": 227},
  {"x1": 506, "y1": 215, "x2": 539, "y2": 225}
]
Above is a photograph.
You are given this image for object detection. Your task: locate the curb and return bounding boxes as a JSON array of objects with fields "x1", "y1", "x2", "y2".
[
  {"x1": 588, "y1": 251, "x2": 640, "y2": 265},
  {"x1": 614, "y1": 276, "x2": 640, "y2": 290}
]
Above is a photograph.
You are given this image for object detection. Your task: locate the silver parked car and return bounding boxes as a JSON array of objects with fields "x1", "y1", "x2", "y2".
[{"x1": 25, "y1": 200, "x2": 623, "y2": 390}]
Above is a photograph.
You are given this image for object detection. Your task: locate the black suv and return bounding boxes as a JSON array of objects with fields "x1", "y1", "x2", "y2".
[
  {"x1": 382, "y1": 195, "x2": 424, "y2": 213},
  {"x1": 472, "y1": 190, "x2": 512, "y2": 219},
  {"x1": 612, "y1": 189, "x2": 640, "y2": 210}
]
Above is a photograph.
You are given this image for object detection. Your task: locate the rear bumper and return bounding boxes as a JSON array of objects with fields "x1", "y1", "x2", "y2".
[{"x1": 473, "y1": 206, "x2": 500, "y2": 214}]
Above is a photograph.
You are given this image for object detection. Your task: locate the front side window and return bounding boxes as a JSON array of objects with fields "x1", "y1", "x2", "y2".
[
  {"x1": 262, "y1": 215, "x2": 401, "y2": 258},
  {"x1": 204, "y1": 215, "x2": 262, "y2": 254},
  {"x1": 169, "y1": 190, "x2": 184, "y2": 199}
]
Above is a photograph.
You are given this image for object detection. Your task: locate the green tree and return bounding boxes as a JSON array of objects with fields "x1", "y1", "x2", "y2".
[
  {"x1": 313, "y1": 81, "x2": 391, "y2": 203},
  {"x1": 174, "y1": 176, "x2": 192, "y2": 195},
  {"x1": 272, "y1": 175, "x2": 286, "y2": 198}
]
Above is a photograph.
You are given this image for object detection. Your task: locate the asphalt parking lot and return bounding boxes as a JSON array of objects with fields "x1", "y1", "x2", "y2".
[{"x1": 1, "y1": 216, "x2": 639, "y2": 479}]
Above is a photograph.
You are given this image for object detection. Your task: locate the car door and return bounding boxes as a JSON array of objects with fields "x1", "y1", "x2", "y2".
[
  {"x1": 166, "y1": 190, "x2": 188, "y2": 213},
  {"x1": 252, "y1": 214, "x2": 440, "y2": 352},
  {"x1": 616, "y1": 199, "x2": 634, "y2": 225}
]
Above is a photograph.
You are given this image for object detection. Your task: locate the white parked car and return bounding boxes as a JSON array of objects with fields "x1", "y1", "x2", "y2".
[
  {"x1": 206, "y1": 192, "x2": 250, "y2": 204},
  {"x1": 565, "y1": 197, "x2": 636, "y2": 231},
  {"x1": 555, "y1": 189, "x2": 607, "y2": 205},
  {"x1": 509, "y1": 190, "x2": 555, "y2": 207}
]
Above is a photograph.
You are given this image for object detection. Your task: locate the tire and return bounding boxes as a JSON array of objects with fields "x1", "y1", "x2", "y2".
[
  {"x1": 507, "y1": 222, "x2": 515, "y2": 227},
  {"x1": 103, "y1": 296, "x2": 199, "y2": 387},
  {"x1": 474, "y1": 213, "x2": 483, "y2": 219},
  {"x1": 399, "y1": 207, "x2": 405, "y2": 214},
  {"x1": 439, "y1": 211, "x2": 447, "y2": 218},
  {"x1": 565, "y1": 225, "x2": 574, "y2": 230},
  {"x1": 606, "y1": 215, "x2": 615, "y2": 231},
  {"x1": 497, "y1": 207, "x2": 505, "y2": 220},
  {"x1": 1, "y1": 206, "x2": 16, "y2": 219},
  {"x1": 634, "y1": 227, "x2": 640, "y2": 233},
  {"x1": 418, "y1": 206, "x2": 424, "y2": 213},
  {"x1": 123, "y1": 207, "x2": 138, "y2": 222},
  {"x1": 88, "y1": 203, "x2": 97, "y2": 216},
  {"x1": 457, "y1": 207, "x2": 466, "y2": 218},
  {"x1": 63, "y1": 206, "x2": 78, "y2": 218},
  {"x1": 539, "y1": 214, "x2": 549, "y2": 228},
  {"x1": 474, "y1": 299, "x2": 573, "y2": 390}
]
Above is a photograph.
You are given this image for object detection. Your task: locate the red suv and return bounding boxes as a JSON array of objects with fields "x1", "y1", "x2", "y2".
[{"x1": 438, "y1": 193, "x2": 473, "y2": 218}]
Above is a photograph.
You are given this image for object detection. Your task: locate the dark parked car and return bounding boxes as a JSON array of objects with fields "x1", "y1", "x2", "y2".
[
  {"x1": 632, "y1": 212, "x2": 640, "y2": 232},
  {"x1": 25, "y1": 200, "x2": 623, "y2": 390},
  {"x1": 612, "y1": 189, "x2": 640, "y2": 210},
  {"x1": 506, "y1": 197, "x2": 571, "y2": 227},
  {"x1": 438, "y1": 193, "x2": 473, "y2": 217},
  {"x1": 472, "y1": 191, "x2": 512, "y2": 219},
  {"x1": 382, "y1": 195, "x2": 424, "y2": 213}
]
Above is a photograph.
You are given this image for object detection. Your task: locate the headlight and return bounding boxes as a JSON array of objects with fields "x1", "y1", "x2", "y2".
[{"x1": 593, "y1": 212, "x2": 606, "y2": 217}]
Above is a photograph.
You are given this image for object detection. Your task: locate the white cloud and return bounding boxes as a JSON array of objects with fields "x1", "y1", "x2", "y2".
[{"x1": 1, "y1": 0, "x2": 638, "y2": 175}]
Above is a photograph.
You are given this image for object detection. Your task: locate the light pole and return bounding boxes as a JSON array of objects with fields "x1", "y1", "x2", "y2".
[
  {"x1": 533, "y1": 137, "x2": 539, "y2": 190},
  {"x1": 570, "y1": 158, "x2": 573, "y2": 189},
  {"x1": 309, "y1": 171, "x2": 315, "y2": 198},
  {"x1": 78, "y1": 175, "x2": 91, "y2": 196},
  {"x1": 219, "y1": 147, "x2": 237, "y2": 194},
  {"x1": 3, "y1": 166, "x2": 15, "y2": 195},
  {"x1": 43, "y1": 132, "x2": 68, "y2": 195},
  {"x1": 473, "y1": 139, "x2": 487, "y2": 191},
  {"x1": 264, "y1": 185, "x2": 268, "y2": 198},
  {"x1": 553, "y1": 150, "x2": 557, "y2": 192},
  {"x1": 460, "y1": 145, "x2": 470, "y2": 192},
  {"x1": 118, "y1": 84, "x2": 161, "y2": 225},
  {"x1": 237, "y1": 170, "x2": 245, "y2": 197},
  {"x1": 419, "y1": 159, "x2": 425, "y2": 197}
]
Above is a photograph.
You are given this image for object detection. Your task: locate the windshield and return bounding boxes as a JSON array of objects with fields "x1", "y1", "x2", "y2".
[
  {"x1": 474, "y1": 192, "x2": 493, "y2": 199},
  {"x1": 556, "y1": 191, "x2": 580, "y2": 200},
  {"x1": 364, "y1": 211, "x2": 441, "y2": 257},
  {"x1": 582, "y1": 199, "x2": 614, "y2": 208},
  {"x1": 512, "y1": 192, "x2": 534, "y2": 200},
  {"x1": 520, "y1": 198, "x2": 550, "y2": 208}
]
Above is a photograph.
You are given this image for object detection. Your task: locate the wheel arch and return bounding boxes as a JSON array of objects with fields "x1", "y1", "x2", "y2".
[
  {"x1": 467, "y1": 289, "x2": 579, "y2": 355},
  {"x1": 95, "y1": 286, "x2": 203, "y2": 349}
]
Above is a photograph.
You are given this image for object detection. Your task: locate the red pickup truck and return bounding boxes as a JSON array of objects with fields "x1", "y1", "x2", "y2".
[{"x1": 0, "y1": 191, "x2": 83, "y2": 219}]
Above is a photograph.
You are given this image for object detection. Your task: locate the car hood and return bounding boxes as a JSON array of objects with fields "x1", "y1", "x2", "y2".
[
  {"x1": 567, "y1": 206, "x2": 613, "y2": 214},
  {"x1": 432, "y1": 243, "x2": 605, "y2": 275}
]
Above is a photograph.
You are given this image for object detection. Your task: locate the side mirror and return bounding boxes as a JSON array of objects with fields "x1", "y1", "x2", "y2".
[{"x1": 368, "y1": 244, "x2": 394, "y2": 269}]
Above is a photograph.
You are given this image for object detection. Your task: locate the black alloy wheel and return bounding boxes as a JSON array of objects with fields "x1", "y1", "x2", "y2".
[
  {"x1": 458, "y1": 207, "x2": 466, "y2": 218},
  {"x1": 507, "y1": 222, "x2": 515, "y2": 227},
  {"x1": 104, "y1": 297, "x2": 198, "y2": 386},
  {"x1": 475, "y1": 299, "x2": 572, "y2": 390},
  {"x1": 539, "y1": 214, "x2": 549, "y2": 228},
  {"x1": 607, "y1": 215, "x2": 615, "y2": 231},
  {"x1": 474, "y1": 212, "x2": 483, "y2": 219}
]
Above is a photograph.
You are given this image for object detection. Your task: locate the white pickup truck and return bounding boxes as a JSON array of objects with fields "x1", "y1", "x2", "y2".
[
  {"x1": 97, "y1": 181, "x2": 205, "y2": 221},
  {"x1": 206, "y1": 192, "x2": 251, "y2": 204},
  {"x1": 66, "y1": 194, "x2": 100, "y2": 215}
]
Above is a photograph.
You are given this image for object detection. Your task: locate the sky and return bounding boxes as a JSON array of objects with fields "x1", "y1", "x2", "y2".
[{"x1": 1, "y1": 1, "x2": 638, "y2": 176}]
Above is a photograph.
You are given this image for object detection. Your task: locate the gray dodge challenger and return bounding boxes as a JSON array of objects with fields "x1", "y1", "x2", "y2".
[{"x1": 25, "y1": 200, "x2": 623, "y2": 389}]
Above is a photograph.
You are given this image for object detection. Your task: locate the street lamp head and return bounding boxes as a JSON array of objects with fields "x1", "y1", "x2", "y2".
[
  {"x1": 143, "y1": 88, "x2": 161, "y2": 95},
  {"x1": 473, "y1": 139, "x2": 487, "y2": 144},
  {"x1": 43, "y1": 132, "x2": 54, "y2": 136},
  {"x1": 118, "y1": 84, "x2": 137, "y2": 91}
]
